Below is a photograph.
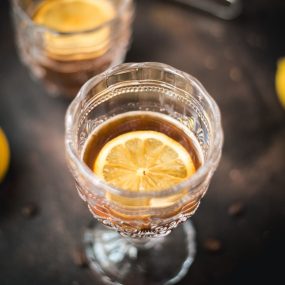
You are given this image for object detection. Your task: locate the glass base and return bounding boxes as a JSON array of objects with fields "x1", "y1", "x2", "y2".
[{"x1": 84, "y1": 221, "x2": 196, "y2": 285}]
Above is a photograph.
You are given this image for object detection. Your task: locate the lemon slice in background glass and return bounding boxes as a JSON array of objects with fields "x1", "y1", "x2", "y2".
[
  {"x1": 33, "y1": 0, "x2": 115, "y2": 60},
  {"x1": 276, "y1": 57, "x2": 285, "y2": 109},
  {"x1": 0, "y1": 128, "x2": 10, "y2": 182}
]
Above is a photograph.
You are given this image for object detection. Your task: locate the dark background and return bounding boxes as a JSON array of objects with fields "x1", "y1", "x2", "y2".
[{"x1": 1, "y1": 0, "x2": 285, "y2": 284}]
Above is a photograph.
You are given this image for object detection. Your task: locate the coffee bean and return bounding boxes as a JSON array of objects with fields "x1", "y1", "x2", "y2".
[
  {"x1": 21, "y1": 203, "x2": 38, "y2": 218},
  {"x1": 72, "y1": 247, "x2": 88, "y2": 268},
  {"x1": 228, "y1": 201, "x2": 245, "y2": 217},
  {"x1": 203, "y1": 238, "x2": 222, "y2": 253}
]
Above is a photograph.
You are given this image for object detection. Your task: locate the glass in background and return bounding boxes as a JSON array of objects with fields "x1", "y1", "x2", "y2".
[
  {"x1": 11, "y1": 0, "x2": 134, "y2": 98},
  {"x1": 174, "y1": 0, "x2": 242, "y2": 20}
]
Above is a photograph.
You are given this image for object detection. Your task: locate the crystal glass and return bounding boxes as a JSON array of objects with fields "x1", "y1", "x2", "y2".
[
  {"x1": 11, "y1": 0, "x2": 134, "y2": 98},
  {"x1": 65, "y1": 62, "x2": 223, "y2": 284}
]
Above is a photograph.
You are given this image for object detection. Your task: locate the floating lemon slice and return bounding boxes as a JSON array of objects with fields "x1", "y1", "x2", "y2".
[
  {"x1": 93, "y1": 130, "x2": 196, "y2": 207},
  {"x1": 94, "y1": 131, "x2": 196, "y2": 196},
  {"x1": 0, "y1": 128, "x2": 10, "y2": 183}
]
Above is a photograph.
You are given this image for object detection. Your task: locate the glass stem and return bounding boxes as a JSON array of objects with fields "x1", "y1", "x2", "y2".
[{"x1": 125, "y1": 236, "x2": 165, "y2": 250}]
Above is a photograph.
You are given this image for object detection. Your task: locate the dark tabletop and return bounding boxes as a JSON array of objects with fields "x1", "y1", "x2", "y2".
[{"x1": 1, "y1": 0, "x2": 285, "y2": 284}]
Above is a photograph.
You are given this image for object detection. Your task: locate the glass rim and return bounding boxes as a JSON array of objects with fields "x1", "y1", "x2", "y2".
[
  {"x1": 65, "y1": 62, "x2": 224, "y2": 199},
  {"x1": 11, "y1": 0, "x2": 133, "y2": 36}
]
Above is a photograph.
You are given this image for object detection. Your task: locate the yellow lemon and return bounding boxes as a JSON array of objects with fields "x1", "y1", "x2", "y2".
[
  {"x1": 276, "y1": 57, "x2": 285, "y2": 109},
  {"x1": 0, "y1": 128, "x2": 10, "y2": 182}
]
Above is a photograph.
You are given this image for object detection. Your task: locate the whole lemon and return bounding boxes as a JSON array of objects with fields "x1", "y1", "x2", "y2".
[
  {"x1": 276, "y1": 57, "x2": 285, "y2": 109},
  {"x1": 0, "y1": 128, "x2": 10, "y2": 182}
]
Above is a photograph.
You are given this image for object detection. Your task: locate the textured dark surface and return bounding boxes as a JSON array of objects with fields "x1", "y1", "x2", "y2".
[{"x1": 1, "y1": 0, "x2": 285, "y2": 284}]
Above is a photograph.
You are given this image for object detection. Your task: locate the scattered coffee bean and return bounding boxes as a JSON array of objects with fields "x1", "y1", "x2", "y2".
[
  {"x1": 229, "y1": 67, "x2": 242, "y2": 82},
  {"x1": 21, "y1": 203, "x2": 38, "y2": 218},
  {"x1": 73, "y1": 247, "x2": 88, "y2": 268},
  {"x1": 229, "y1": 169, "x2": 244, "y2": 184},
  {"x1": 228, "y1": 201, "x2": 245, "y2": 217},
  {"x1": 204, "y1": 238, "x2": 222, "y2": 253}
]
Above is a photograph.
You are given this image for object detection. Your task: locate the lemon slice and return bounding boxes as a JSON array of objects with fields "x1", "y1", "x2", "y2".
[
  {"x1": 94, "y1": 130, "x2": 196, "y2": 192},
  {"x1": 0, "y1": 128, "x2": 10, "y2": 182},
  {"x1": 33, "y1": 0, "x2": 115, "y2": 60},
  {"x1": 33, "y1": 0, "x2": 114, "y2": 33}
]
